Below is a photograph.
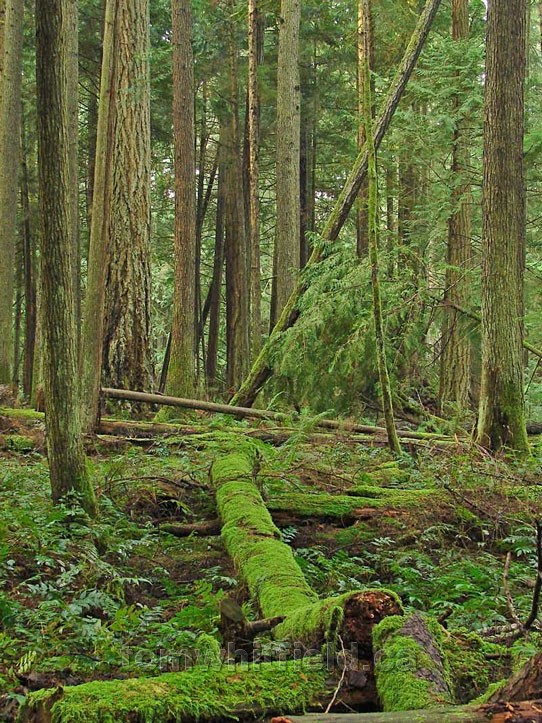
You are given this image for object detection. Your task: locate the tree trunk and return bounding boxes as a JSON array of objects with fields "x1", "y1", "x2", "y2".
[
  {"x1": 356, "y1": 0, "x2": 374, "y2": 258},
  {"x1": 80, "y1": 0, "x2": 118, "y2": 431},
  {"x1": 0, "y1": 0, "x2": 23, "y2": 384},
  {"x1": 67, "y1": 0, "x2": 80, "y2": 349},
  {"x1": 271, "y1": 0, "x2": 301, "y2": 328},
  {"x1": 205, "y1": 148, "x2": 226, "y2": 390},
  {"x1": 439, "y1": 0, "x2": 472, "y2": 413},
  {"x1": 102, "y1": 0, "x2": 153, "y2": 394},
  {"x1": 231, "y1": 0, "x2": 443, "y2": 407},
  {"x1": 222, "y1": 1, "x2": 250, "y2": 391},
  {"x1": 247, "y1": 0, "x2": 263, "y2": 357},
  {"x1": 476, "y1": 0, "x2": 529, "y2": 453},
  {"x1": 167, "y1": 0, "x2": 196, "y2": 399},
  {"x1": 20, "y1": 108, "x2": 36, "y2": 399},
  {"x1": 36, "y1": 0, "x2": 96, "y2": 515}
]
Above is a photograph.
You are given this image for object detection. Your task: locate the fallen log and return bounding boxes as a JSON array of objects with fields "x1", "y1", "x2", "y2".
[
  {"x1": 102, "y1": 387, "x2": 459, "y2": 442},
  {"x1": 282, "y1": 699, "x2": 542, "y2": 721},
  {"x1": 160, "y1": 520, "x2": 221, "y2": 537},
  {"x1": 486, "y1": 653, "x2": 542, "y2": 703},
  {"x1": 372, "y1": 613, "x2": 454, "y2": 712},
  {"x1": 19, "y1": 659, "x2": 337, "y2": 722}
]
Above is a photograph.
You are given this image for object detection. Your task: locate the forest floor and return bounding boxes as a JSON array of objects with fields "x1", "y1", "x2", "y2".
[{"x1": 1, "y1": 406, "x2": 542, "y2": 720}]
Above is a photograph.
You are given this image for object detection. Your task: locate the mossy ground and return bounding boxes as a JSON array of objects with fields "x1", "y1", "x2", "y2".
[{"x1": 1, "y1": 410, "x2": 542, "y2": 719}]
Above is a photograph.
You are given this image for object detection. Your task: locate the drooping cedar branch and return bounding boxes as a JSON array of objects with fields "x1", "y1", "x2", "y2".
[{"x1": 231, "y1": 0, "x2": 443, "y2": 407}]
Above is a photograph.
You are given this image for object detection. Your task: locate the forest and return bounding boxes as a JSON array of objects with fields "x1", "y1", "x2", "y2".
[{"x1": 1, "y1": 0, "x2": 542, "y2": 720}]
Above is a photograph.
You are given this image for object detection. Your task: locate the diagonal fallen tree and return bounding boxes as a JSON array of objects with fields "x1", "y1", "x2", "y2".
[{"x1": 231, "y1": 0, "x2": 443, "y2": 408}]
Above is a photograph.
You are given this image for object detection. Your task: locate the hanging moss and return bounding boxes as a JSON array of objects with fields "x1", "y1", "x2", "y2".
[
  {"x1": 373, "y1": 613, "x2": 455, "y2": 712},
  {"x1": 20, "y1": 659, "x2": 330, "y2": 723}
]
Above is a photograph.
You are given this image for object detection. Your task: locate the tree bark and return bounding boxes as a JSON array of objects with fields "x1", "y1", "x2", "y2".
[
  {"x1": 20, "y1": 106, "x2": 36, "y2": 400},
  {"x1": 271, "y1": 0, "x2": 301, "y2": 328},
  {"x1": 0, "y1": 0, "x2": 23, "y2": 384},
  {"x1": 231, "y1": 0, "x2": 443, "y2": 407},
  {"x1": 80, "y1": 0, "x2": 118, "y2": 431},
  {"x1": 222, "y1": 1, "x2": 251, "y2": 391},
  {"x1": 356, "y1": 0, "x2": 374, "y2": 258},
  {"x1": 168, "y1": 0, "x2": 196, "y2": 399},
  {"x1": 36, "y1": 0, "x2": 96, "y2": 515},
  {"x1": 476, "y1": 0, "x2": 529, "y2": 453},
  {"x1": 439, "y1": 0, "x2": 473, "y2": 413},
  {"x1": 247, "y1": 0, "x2": 263, "y2": 357},
  {"x1": 102, "y1": 0, "x2": 153, "y2": 394}
]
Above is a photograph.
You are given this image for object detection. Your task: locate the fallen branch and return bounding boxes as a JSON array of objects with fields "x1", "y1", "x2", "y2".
[{"x1": 102, "y1": 387, "x2": 458, "y2": 443}]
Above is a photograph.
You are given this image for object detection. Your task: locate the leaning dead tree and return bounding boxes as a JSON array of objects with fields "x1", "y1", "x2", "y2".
[{"x1": 232, "y1": 0, "x2": 443, "y2": 408}]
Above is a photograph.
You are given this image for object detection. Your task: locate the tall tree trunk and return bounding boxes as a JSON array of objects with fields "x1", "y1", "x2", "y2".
[
  {"x1": 67, "y1": 0, "x2": 80, "y2": 348},
  {"x1": 439, "y1": 0, "x2": 472, "y2": 412},
  {"x1": 360, "y1": 0, "x2": 401, "y2": 456},
  {"x1": 80, "y1": 0, "x2": 118, "y2": 431},
  {"x1": 300, "y1": 48, "x2": 316, "y2": 269},
  {"x1": 12, "y1": 240, "x2": 22, "y2": 387},
  {"x1": 247, "y1": 0, "x2": 262, "y2": 357},
  {"x1": 223, "y1": 0, "x2": 250, "y2": 391},
  {"x1": 36, "y1": 0, "x2": 96, "y2": 515},
  {"x1": 21, "y1": 107, "x2": 36, "y2": 399},
  {"x1": 206, "y1": 143, "x2": 226, "y2": 389},
  {"x1": 357, "y1": 0, "x2": 374, "y2": 258},
  {"x1": 270, "y1": 0, "x2": 301, "y2": 328},
  {"x1": 476, "y1": 0, "x2": 529, "y2": 453},
  {"x1": 167, "y1": 0, "x2": 196, "y2": 399},
  {"x1": 0, "y1": 0, "x2": 23, "y2": 384},
  {"x1": 102, "y1": 0, "x2": 153, "y2": 394},
  {"x1": 385, "y1": 162, "x2": 396, "y2": 279}
]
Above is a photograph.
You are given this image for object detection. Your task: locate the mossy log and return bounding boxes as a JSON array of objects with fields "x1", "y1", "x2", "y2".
[
  {"x1": 372, "y1": 613, "x2": 455, "y2": 712},
  {"x1": 486, "y1": 652, "x2": 542, "y2": 703},
  {"x1": 19, "y1": 659, "x2": 337, "y2": 723},
  {"x1": 212, "y1": 453, "x2": 402, "y2": 652}
]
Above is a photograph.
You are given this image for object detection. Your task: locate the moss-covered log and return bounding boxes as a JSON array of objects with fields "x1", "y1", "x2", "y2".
[
  {"x1": 212, "y1": 452, "x2": 402, "y2": 652},
  {"x1": 372, "y1": 613, "x2": 455, "y2": 712},
  {"x1": 19, "y1": 659, "x2": 334, "y2": 723}
]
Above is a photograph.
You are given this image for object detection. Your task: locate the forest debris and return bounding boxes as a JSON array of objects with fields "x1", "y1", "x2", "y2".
[
  {"x1": 160, "y1": 520, "x2": 221, "y2": 537},
  {"x1": 102, "y1": 387, "x2": 459, "y2": 442},
  {"x1": 487, "y1": 653, "x2": 542, "y2": 704}
]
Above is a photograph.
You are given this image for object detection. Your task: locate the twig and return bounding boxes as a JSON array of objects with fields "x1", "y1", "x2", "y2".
[
  {"x1": 524, "y1": 521, "x2": 542, "y2": 630},
  {"x1": 503, "y1": 552, "x2": 522, "y2": 626},
  {"x1": 325, "y1": 635, "x2": 347, "y2": 714}
]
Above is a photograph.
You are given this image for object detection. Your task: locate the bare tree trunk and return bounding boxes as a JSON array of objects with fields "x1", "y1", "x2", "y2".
[
  {"x1": 0, "y1": 0, "x2": 23, "y2": 384},
  {"x1": 80, "y1": 0, "x2": 118, "y2": 431},
  {"x1": 36, "y1": 0, "x2": 96, "y2": 515},
  {"x1": 222, "y1": 0, "x2": 250, "y2": 391},
  {"x1": 167, "y1": 0, "x2": 196, "y2": 399},
  {"x1": 67, "y1": 0, "x2": 80, "y2": 349},
  {"x1": 102, "y1": 0, "x2": 153, "y2": 394},
  {"x1": 247, "y1": 0, "x2": 262, "y2": 357},
  {"x1": 476, "y1": 0, "x2": 529, "y2": 453},
  {"x1": 356, "y1": 0, "x2": 374, "y2": 258},
  {"x1": 439, "y1": 0, "x2": 472, "y2": 412},
  {"x1": 20, "y1": 107, "x2": 36, "y2": 399},
  {"x1": 271, "y1": 0, "x2": 301, "y2": 328}
]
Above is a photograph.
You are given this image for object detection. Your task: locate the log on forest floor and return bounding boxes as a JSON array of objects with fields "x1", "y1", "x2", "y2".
[
  {"x1": 281, "y1": 699, "x2": 542, "y2": 722},
  {"x1": 487, "y1": 652, "x2": 542, "y2": 703}
]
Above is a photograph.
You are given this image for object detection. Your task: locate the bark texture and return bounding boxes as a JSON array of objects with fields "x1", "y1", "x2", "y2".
[
  {"x1": 271, "y1": 0, "x2": 301, "y2": 327},
  {"x1": 356, "y1": 0, "x2": 374, "y2": 258},
  {"x1": 439, "y1": 0, "x2": 472, "y2": 412},
  {"x1": 102, "y1": 0, "x2": 153, "y2": 393},
  {"x1": 168, "y1": 0, "x2": 196, "y2": 398},
  {"x1": 36, "y1": 0, "x2": 96, "y2": 515},
  {"x1": 0, "y1": 0, "x2": 23, "y2": 383},
  {"x1": 476, "y1": 0, "x2": 529, "y2": 453}
]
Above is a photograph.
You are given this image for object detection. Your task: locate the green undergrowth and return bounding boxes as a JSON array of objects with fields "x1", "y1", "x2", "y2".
[{"x1": 0, "y1": 415, "x2": 542, "y2": 717}]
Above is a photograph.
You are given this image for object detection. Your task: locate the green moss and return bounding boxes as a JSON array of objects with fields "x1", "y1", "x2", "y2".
[
  {"x1": 5, "y1": 434, "x2": 35, "y2": 452},
  {"x1": 373, "y1": 614, "x2": 454, "y2": 712},
  {"x1": 267, "y1": 489, "x2": 434, "y2": 518},
  {"x1": 20, "y1": 659, "x2": 329, "y2": 722},
  {"x1": 443, "y1": 631, "x2": 508, "y2": 703},
  {"x1": 213, "y1": 453, "x2": 317, "y2": 619},
  {"x1": 0, "y1": 406, "x2": 44, "y2": 421}
]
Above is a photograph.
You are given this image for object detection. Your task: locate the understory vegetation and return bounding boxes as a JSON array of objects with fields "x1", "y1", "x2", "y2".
[{"x1": 1, "y1": 409, "x2": 542, "y2": 718}]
